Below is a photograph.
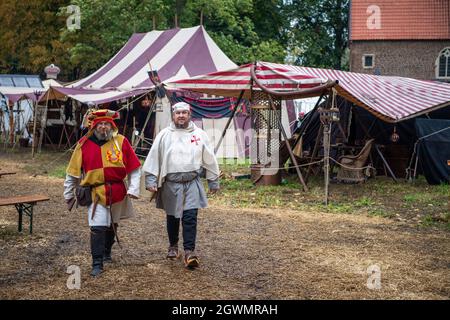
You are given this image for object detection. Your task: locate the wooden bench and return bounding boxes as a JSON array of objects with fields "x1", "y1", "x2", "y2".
[
  {"x1": 0, "y1": 195, "x2": 49, "y2": 234},
  {"x1": 0, "y1": 171, "x2": 16, "y2": 178}
]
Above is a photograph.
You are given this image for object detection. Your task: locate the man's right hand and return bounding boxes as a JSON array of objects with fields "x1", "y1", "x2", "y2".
[{"x1": 146, "y1": 187, "x2": 157, "y2": 192}]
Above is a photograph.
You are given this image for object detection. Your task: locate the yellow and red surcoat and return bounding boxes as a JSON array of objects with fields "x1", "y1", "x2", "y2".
[{"x1": 66, "y1": 134, "x2": 141, "y2": 207}]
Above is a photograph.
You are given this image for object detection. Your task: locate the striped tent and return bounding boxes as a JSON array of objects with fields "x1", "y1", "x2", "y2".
[
  {"x1": 169, "y1": 61, "x2": 334, "y2": 99},
  {"x1": 168, "y1": 61, "x2": 450, "y2": 123},
  {"x1": 51, "y1": 26, "x2": 237, "y2": 104}
]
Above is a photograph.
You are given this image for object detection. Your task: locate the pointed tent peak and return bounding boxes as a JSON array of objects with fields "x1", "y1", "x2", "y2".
[{"x1": 130, "y1": 25, "x2": 203, "y2": 37}]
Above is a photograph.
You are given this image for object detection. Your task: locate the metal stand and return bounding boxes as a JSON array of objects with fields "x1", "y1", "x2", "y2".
[{"x1": 15, "y1": 203, "x2": 35, "y2": 234}]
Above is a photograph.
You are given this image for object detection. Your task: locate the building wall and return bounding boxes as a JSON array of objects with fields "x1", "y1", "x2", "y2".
[{"x1": 350, "y1": 40, "x2": 450, "y2": 80}]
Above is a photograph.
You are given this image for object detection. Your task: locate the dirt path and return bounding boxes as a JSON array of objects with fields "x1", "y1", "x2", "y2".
[{"x1": 0, "y1": 157, "x2": 449, "y2": 299}]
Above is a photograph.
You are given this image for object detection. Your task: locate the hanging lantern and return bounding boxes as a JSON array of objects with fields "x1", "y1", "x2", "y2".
[
  {"x1": 390, "y1": 126, "x2": 400, "y2": 143},
  {"x1": 330, "y1": 106, "x2": 340, "y2": 122},
  {"x1": 318, "y1": 107, "x2": 340, "y2": 125}
]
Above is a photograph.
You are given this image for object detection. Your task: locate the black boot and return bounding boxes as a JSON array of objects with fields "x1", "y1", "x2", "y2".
[
  {"x1": 104, "y1": 224, "x2": 117, "y2": 263},
  {"x1": 90, "y1": 226, "x2": 106, "y2": 277}
]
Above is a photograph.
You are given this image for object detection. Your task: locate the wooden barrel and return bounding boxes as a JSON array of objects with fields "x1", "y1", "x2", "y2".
[{"x1": 250, "y1": 164, "x2": 281, "y2": 186}]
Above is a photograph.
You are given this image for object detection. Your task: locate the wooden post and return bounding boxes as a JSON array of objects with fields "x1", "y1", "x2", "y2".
[
  {"x1": 31, "y1": 99, "x2": 38, "y2": 158},
  {"x1": 323, "y1": 123, "x2": 331, "y2": 205},
  {"x1": 153, "y1": 16, "x2": 156, "y2": 30},
  {"x1": 9, "y1": 104, "x2": 14, "y2": 145},
  {"x1": 200, "y1": 9, "x2": 203, "y2": 25},
  {"x1": 0, "y1": 107, "x2": 8, "y2": 150},
  {"x1": 37, "y1": 94, "x2": 49, "y2": 153}
]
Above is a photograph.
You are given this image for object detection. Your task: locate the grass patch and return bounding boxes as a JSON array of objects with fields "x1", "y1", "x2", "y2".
[
  {"x1": 354, "y1": 196, "x2": 376, "y2": 207},
  {"x1": 404, "y1": 194, "x2": 418, "y2": 203},
  {"x1": 48, "y1": 164, "x2": 68, "y2": 179},
  {"x1": 368, "y1": 208, "x2": 394, "y2": 218}
]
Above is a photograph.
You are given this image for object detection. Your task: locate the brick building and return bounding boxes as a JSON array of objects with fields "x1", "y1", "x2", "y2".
[{"x1": 349, "y1": 0, "x2": 450, "y2": 81}]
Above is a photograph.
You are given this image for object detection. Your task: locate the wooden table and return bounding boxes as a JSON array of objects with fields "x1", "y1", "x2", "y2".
[{"x1": 0, "y1": 194, "x2": 49, "y2": 234}]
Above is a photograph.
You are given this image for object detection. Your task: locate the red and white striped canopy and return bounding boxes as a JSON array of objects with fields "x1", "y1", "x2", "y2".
[
  {"x1": 169, "y1": 61, "x2": 330, "y2": 99},
  {"x1": 168, "y1": 61, "x2": 450, "y2": 123}
]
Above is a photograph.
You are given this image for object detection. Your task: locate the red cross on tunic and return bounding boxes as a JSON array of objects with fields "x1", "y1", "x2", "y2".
[{"x1": 191, "y1": 135, "x2": 200, "y2": 145}]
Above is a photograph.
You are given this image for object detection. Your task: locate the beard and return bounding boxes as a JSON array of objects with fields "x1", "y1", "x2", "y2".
[
  {"x1": 94, "y1": 129, "x2": 113, "y2": 141},
  {"x1": 174, "y1": 118, "x2": 190, "y2": 129},
  {"x1": 175, "y1": 122, "x2": 189, "y2": 129}
]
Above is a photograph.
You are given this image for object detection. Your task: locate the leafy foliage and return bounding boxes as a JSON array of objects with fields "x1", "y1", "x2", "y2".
[{"x1": 0, "y1": 0, "x2": 350, "y2": 81}]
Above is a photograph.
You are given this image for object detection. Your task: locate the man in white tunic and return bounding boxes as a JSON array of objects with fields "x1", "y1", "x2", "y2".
[
  {"x1": 63, "y1": 109, "x2": 141, "y2": 276},
  {"x1": 143, "y1": 102, "x2": 220, "y2": 269}
]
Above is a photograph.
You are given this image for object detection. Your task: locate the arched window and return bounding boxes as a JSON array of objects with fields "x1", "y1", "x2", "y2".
[{"x1": 436, "y1": 47, "x2": 450, "y2": 79}]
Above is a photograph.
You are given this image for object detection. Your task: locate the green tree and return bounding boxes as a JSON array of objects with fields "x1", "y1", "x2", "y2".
[
  {"x1": 60, "y1": 0, "x2": 169, "y2": 80},
  {"x1": 0, "y1": 0, "x2": 350, "y2": 82},
  {"x1": 180, "y1": 0, "x2": 286, "y2": 64},
  {"x1": 284, "y1": 0, "x2": 349, "y2": 70},
  {"x1": 0, "y1": 0, "x2": 71, "y2": 76}
]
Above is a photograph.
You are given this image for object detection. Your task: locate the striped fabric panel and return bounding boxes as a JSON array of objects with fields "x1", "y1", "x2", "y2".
[
  {"x1": 170, "y1": 61, "x2": 450, "y2": 122},
  {"x1": 70, "y1": 26, "x2": 236, "y2": 91}
]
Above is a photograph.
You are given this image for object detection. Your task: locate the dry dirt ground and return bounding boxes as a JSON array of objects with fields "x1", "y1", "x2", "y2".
[{"x1": 0, "y1": 154, "x2": 449, "y2": 300}]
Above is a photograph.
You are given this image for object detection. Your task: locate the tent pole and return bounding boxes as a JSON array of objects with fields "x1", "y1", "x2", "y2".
[
  {"x1": 214, "y1": 90, "x2": 245, "y2": 154},
  {"x1": 305, "y1": 122, "x2": 324, "y2": 183},
  {"x1": 8, "y1": 103, "x2": 14, "y2": 145},
  {"x1": 37, "y1": 93, "x2": 50, "y2": 153},
  {"x1": 11, "y1": 100, "x2": 22, "y2": 150},
  {"x1": 323, "y1": 122, "x2": 332, "y2": 205},
  {"x1": 267, "y1": 94, "x2": 308, "y2": 192},
  {"x1": 133, "y1": 94, "x2": 156, "y2": 151},
  {"x1": 374, "y1": 144, "x2": 398, "y2": 182},
  {"x1": 56, "y1": 99, "x2": 66, "y2": 149},
  {"x1": 31, "y1": 94, "x2": 40, "y2": 158},
  {"x1": 293, "y1": 93, "x2": 324, "y2": 148},
  {"x1": 413, "y1": 146, "x2": 419, "y2": 181},
  {"x1": 122, "y1": 99, "x2": 129, "y2": 136}
]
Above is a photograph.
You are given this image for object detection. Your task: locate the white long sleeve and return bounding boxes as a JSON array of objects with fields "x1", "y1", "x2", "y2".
[
  {"x1": 127, "y1": 168, "x2": 141, "y2": 198},
  {"x1": 63, "y1": 174, "x2": 80, "y2": 200}
]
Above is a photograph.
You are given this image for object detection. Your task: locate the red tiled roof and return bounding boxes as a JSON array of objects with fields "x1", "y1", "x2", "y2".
[{"x1": 350, "y1": 0, "x2": 450, "y2": 40}]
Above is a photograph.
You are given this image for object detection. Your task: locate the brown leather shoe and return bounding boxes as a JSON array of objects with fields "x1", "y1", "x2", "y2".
[
  {"x1": 184, "y1": 250, "x2": 200, "y2": 269},
  {"x1": 166, "y1": 246, "x2": 179, "y2": 260}
]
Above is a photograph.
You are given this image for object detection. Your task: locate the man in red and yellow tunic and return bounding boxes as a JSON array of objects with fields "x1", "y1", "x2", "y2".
[{"x1": 64, "y1": 109, "x2": 141, "y2": 276}]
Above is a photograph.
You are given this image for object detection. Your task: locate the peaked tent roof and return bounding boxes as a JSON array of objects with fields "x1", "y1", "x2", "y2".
[
  {"x1": 68, "y1": 26, "x2": 236, "y2": 93},
  {"x1": 168, "y1": 61, "x2": 450, "y2": 123},
  {"x1": 51, "y1": 26, "x2": 237, "y2": 105}
]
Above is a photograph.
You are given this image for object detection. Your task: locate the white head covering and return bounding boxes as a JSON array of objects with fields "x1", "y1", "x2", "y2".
[{"x1": 172, "y1": 102, "x2": 191, "y2": 112}]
